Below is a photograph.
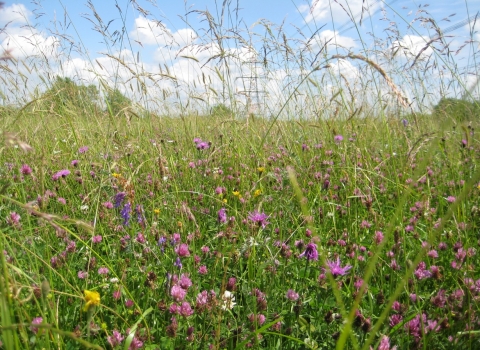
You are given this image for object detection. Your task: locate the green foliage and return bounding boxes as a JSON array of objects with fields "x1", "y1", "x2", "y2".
[
  {"x1": 41, "y1": 77, "x2": 101, "y2": 116},
  {"x1": 210, "y1": 103, "x2": 233, "y2": 118},
  {"x1": 433, "y1": 97, "x2": 480, "y2": 122},
  {"x1": 104, "y1": 88, "x2": 132, "y2": 117}
]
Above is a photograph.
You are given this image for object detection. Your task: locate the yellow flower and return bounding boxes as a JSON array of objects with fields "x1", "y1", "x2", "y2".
[
  {"x1": 222, "y1": 198, "x2": 227, "y2": 204},
  {"x1": 254, "y1": 189, "x2": 262, "y2": 197},
  {"x1": 233, "y1": 190, "x2": 241, "y2": 197},
  {"x1": 83, "y1": 290, "x2": 100, "y2": 312},
  {"x1": 257, "y1": 167, "x2": 265, "y2": 173},
  {"x1": 112, "y1": 173, "x2": 121, "y2": 178},
  {"x1": 154, "y1": 208, "x2": 161, "y2": 215}
]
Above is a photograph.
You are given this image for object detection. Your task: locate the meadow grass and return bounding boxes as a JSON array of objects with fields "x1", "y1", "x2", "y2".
[
  {"x1": 1, "y1": 1, "x2": 480, "y2": 349},
  {"x1": 1, "y1": 109, "x2": 479, "y2": 349}
]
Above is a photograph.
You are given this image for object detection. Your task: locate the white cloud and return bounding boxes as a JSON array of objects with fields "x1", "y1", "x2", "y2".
[
  {"x1": 299, "y1": 0, "x2": 380, "y2": 24},
  {"x1": 312, "y1": 30, "x2": 356, "y2": 50},
  {"x1": 130, "y1": 17, "x2": 197, "y2": 47},
  {"x1": 329, "y1": 58, "x2": 359, "y2": 79},
  {"x1": 0, "y1": 4, "x2": 59, "y2": 59},
  {"x1": 0, "y1": 3, "x2": 31, "y2": 26},
  {"x1": 391, "y1": 35, "x2": 433, "y2": 60},
  {"x1": 0, "y1": 30, "x2": 59, "y2": 59}
]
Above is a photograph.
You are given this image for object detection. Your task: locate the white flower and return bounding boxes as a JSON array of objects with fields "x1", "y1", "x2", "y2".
[{"x1": 221, "y1": 290, "x2": 236, "y2": 310}]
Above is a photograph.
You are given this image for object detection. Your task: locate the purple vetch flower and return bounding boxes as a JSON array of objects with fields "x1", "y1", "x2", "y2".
[
  {"x1": 52, "y1": 169, "x2": 70, "y2": 181},
  {"x1": 174, "y1": 257, "x2": 182, "y2": 269},
  {"x1": 135, "y1": 204, "x2": 145, "y2": 224},
  {"x1": 299, "y1": 243, "x2": 319, "y2": 261},
  {"x1": 401, "y1": 119, "x2": 408, "y2": 127},
  {"x1": 218, "y1": 208, "x2": 227, "y2": 224},
  {"x1": 114, "y1": 192, "x2": 126, "y2": 208},
  {"x1": 247, "y1": 210, "x2": 270, "y2": 228},
  {"x1": 325, "y1": 257, "x2": 352, "y2": 277},
  {"x1": 120, "y1": 202, "x2": 131, "y2": 226}
]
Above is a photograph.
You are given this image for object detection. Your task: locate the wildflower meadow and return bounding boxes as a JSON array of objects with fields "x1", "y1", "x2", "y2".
[{"x1": 0, "y1": 0, "x2": 479, "y2": 349}]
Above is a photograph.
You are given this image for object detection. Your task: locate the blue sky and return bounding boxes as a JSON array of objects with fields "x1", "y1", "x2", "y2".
[{"x1": 0, "y1": 0, "x2": 479, "y2": 111}]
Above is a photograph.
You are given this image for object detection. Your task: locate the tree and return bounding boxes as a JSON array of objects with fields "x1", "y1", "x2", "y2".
[
  {"x1": 433, "y1": 97, "x2": 480, "y2": 122},
  {"x1": 36, "y1": 76, "x2": 101, "y2": 116},
  {"x1": 104, "y1": 88, "x2": 132, "y2": 117}
]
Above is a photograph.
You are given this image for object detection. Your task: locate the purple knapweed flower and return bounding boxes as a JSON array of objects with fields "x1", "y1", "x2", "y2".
[
  {"x1": 78, "y1": 146, "x2": 89, "y2": 154},
  {"x1": 107, "y1": 330, "x2": 124, "y2": 347},
  {"x1": 334, "y1": 135, "x2": 344, "y2": 143},
  {"x1": 30, "y1": 317, "x2": 43, "y2": 334},
  {"x1": 180, "y1": 301, "x2": 194, "y2": 317},
  {"x1": 325, "y1": 257, "x2": 352, "y2": 277},
  {"x1": 52, "y1": 169, "x2": 70, "y2": 181},
  {"x1": 171, "y1": 285, "x2": 187, "y2": 302},
  {"x1": 98, "y1": 267, "x2": 109, "y2": 275},
  {"x1": 299, "y1": 243, "x2": 319, "y2": 261},
  {"x1": 179, "y1": 274, "x2": 192, "y2": 289},
  {"x1": 378, "y1": 335, "x2": 397, "y2": 350},
  {"x1": 21, "y1": 164, "x2": 32, "y2": 175},
  {"x1": 248, "y1": 210, "x2": 270, "y2": 228},
  {"x1": 414, "y1": 261, "x2": 431, "y2": 280},
  {"x1": 7, "y1": 212, "x2": 21, "y2": 227},
  {"x1": 446, "y1": 196, "x2": 456, "y2": 203},
  {"x1": 175, "y1": 243, "x2": 190, "y2": 257},
  {"x1": 286, "y1": 289, "x2": 299, "y2": 301}
]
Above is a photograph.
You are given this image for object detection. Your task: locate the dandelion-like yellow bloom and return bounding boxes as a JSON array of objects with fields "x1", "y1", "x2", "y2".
[
  {"x1": 233, "y1": 190, "x2": 241, "y2": 197},
  {"x1": 257, "y1": 167, "x2": 265, "y2": 173},
  {"x1": 254, "y1": 189, "x2": 262, "y2": 197},
  {"x1": 83, "y1": 290, "x2": 100, "y2": 312},
  {"x1": 112, "y1": 173, "x2": 122, "y2": 178},
  {"x1": 154, "y1": 208, "x2": 161, "y2": 215},
  {"x1": 222, "y1": 198, "x2": 227, "y2": 204}
]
